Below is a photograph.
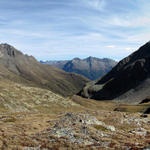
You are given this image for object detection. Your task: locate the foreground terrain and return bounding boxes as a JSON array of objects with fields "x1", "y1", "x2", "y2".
[
  {"x1": 0, "y1": 107, "x2": 150, "y2": 149},
  {"x1": 0, "y1": 82, "x2": 150, "y2": 150}
]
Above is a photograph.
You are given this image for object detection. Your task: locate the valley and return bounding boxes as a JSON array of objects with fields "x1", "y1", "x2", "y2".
[
  {"x1": 1, "y1": 0, "x2": 150, "y2": 149},
  {"x1": 0, "y1": 42, "x2": 149, "y2": 149}
]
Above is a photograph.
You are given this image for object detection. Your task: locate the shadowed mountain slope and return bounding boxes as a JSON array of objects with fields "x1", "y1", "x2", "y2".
[
  {"x1": 79, "y1": 41, "x2": 150, "y2": 103},
  {"x1": 0, "y1": 44, "x2": 89, "y2": 97},
  {"x1": 41, "y1": 57, "x2": 117, "y2": 80}
]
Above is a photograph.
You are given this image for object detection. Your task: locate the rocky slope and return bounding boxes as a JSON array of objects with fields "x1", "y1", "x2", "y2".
[
  {"x1": 0, "y1": 110, "x2": 150, "y2": 149},
  {"x1": 0, "y1": 43, "x2": 89, "y2": 96},
  {"x1": 79, "y1": 41, "x2": 150, "y2": 103},
  {"x1": 42, "y1": 57, "x2": 117, "y2": 80}
]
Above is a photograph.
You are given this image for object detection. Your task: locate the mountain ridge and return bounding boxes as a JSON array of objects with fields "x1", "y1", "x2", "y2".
[
  {"x1": 79, "y1": 41, "x2": 150, "y2": 103},
  {"x1": 41, "y1": 56, "x2": 117, "y2": 80},
  {"x1": 0, "y1": 43, "x2": 89, "y2": 97}
]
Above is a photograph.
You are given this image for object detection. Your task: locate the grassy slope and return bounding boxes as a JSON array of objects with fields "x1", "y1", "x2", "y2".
[
  {"x1": 72, "y1": 95, "x2": 150, "y2": 113},
  {"x1": 0, "y1": 80, "x2": 149, "y2": 149},
  {"x1": 0, "y1": 77, "x2": 149, "y2": 114},
  {"x1": 0, "y1": 79, "x2": 83, "y2": 113}
]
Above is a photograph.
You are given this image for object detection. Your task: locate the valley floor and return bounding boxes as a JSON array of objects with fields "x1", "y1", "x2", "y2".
[{"x1": 0, "y1": 97, "x2": 150, "y2": 150}]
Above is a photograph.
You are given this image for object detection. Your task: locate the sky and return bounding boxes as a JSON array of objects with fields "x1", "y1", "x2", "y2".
[{"x1": 0, "y1": 0, "x2": 150, "y2": 61}]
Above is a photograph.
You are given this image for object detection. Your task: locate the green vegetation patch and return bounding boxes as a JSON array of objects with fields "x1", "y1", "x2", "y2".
[
  {"x1": 0, "y1": 116, "x2": 16, "y2": 122},
  {"x1": 93, "y1": 124, "x2": 108, "y2": 132}
]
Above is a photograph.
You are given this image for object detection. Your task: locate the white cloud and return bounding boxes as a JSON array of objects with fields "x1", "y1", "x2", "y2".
[
  {"x1": 0, "y1": 0, "x2": 150, "y2": 61},
  {"x1": 125, "y1": 30, "x2": 150, "y2": 44},
  {"x1": 124, "y1": 47, "x2": 135, "y2": 53},
  {"x1": 109, "y1": 16, "x2": 150, "y2": 28},
  {"x1": 106, "y1": 45, "x2": 116, "y2": 48},
  {"x1": 125, "y1": 47, "x2": 132, "y2": 51},
  {"x1": 82, "y1": 0, "x2": 106, "y2": 10}
]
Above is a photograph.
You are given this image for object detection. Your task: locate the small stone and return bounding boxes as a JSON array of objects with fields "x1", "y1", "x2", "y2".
[
  {"x1": 106, "y1": 125, "x2": 116, "y2": 132},
  {"x1": 140, "y1": 114, "x2": 148, "y2": 118}
]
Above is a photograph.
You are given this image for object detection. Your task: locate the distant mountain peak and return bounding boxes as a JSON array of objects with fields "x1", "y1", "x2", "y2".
[
  {"x1": 41, "y1": 56, "x2": 117, "y2": 80},
  {"x1": 73, "y1": 57, "x2": 80, "y2": 61},
  {"x1": 86, "y1": 56, "x2": 93, "y2": 60},
  {"x1": 0, "y1": 43, "x2": 13, "y2": 47},
  {"x1": 0, "y1": 43, "x2": 23, "y2": 58},
  {"x1": 87, "y1": 56, "x2": 93, "y2": 59}
]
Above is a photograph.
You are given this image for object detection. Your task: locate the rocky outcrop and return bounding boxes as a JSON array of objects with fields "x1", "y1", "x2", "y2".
[
  {"x1": 38, "y1": 112, "x2": 116, "y2": 146},
  {"x1": 143, "y1": 107, "x2": 150, "y2": 114},
  {"x1": 0, "y1": 110, "x2": 150, "y2": 149},
  {"x1": 140, "y1": 97, "x2": 150, "y2": 104}
]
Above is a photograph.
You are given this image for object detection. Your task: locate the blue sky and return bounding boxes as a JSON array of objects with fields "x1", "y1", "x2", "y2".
[{"x1": 0, "y1": 0, "x2": 150, "y2": 61}]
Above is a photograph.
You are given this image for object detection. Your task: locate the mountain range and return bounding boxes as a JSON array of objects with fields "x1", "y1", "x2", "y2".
[
  {"x1": 0, "y1": 43, "x2": 89, "y2": 97},
  {"x1": 1, "y1": 42, "x2": 150, "y2": 104},
  {"x1": 41, "y1": 57, "x2": 117, "y2": 80},
  {"x1": 0, "y1": 43, "x2": 150, "y2": 149},
  {"x1": 79, "y1": 41, "x2": 150, "y2": 103}
]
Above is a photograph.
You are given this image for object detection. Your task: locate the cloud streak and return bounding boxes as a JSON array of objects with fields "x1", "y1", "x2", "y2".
[{"x1": 0, "y1": 0, "x2": 149, "y2": 60}]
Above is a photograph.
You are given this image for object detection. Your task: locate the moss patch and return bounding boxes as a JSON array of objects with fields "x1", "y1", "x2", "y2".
[{"x1": 93, "y1": 124, "x2": 108, "y2": 132}]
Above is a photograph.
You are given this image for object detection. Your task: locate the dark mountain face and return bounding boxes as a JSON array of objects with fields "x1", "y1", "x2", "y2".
[
  {"x1": 41, "y1": 57, "x2": 117, "y2": 80},
  {"x1": 79, "y1": 41, "x2": 150, "y2": 103},
  {"x1": 0, "y1": 43, "x2": 89, "y2": 97}
]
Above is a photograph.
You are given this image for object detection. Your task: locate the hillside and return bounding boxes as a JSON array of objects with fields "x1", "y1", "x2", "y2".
[
  {"x1": 0, "y1": 79, "x2": 81, "y2": 113},
  {"x1": 0, "y1": 60, "x2": 149, "y2": 149},
  {"x1": 0, "y1": 89, "x2": 149, "y2": 149},
  {"x1": 41, "y1": 57, "x2": 117, "y2": 80},
  {"x1": 0, "y1": 44, "x2": 89, "y2": 97},
  {"x1": 79, "y1": 41, "x2": 150, "y2": 103}
]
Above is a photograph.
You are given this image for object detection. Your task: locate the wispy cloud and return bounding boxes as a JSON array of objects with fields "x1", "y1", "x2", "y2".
[
  {"x1": 0, "y1": 0, "x2": 149, "y2": 60},
  {"x1": 83, "y1": 0, "x2": 106, "y2": 10},
  {"x1": 106, "y1": 45, "x2": 116, "y2": 48}
]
